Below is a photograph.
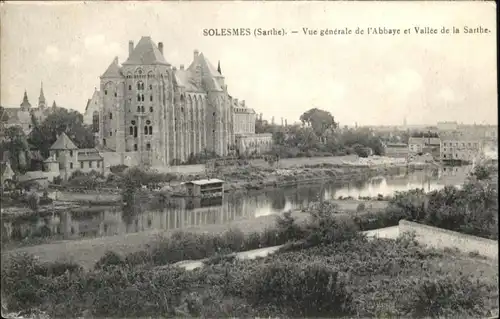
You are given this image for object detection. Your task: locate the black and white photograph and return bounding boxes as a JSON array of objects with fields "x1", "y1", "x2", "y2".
[{"x1": 0, "y1": 1, "x2": 498, "y2": 318}]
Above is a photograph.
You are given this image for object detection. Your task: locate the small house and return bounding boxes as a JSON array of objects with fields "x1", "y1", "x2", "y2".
[{"x1": 184, "y1": 179, "x2": 224, "y2": 198}]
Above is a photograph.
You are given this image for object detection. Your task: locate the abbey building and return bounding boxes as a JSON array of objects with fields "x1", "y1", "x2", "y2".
[
  {"x1": 89, "y1": 36, "x2": 271, "y2": 167},
  {"x1": 1, "y1": 83, "x2": 59, "y2": 135}
]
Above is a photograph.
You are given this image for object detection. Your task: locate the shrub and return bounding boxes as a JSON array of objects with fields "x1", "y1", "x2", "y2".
[
  {"x1": 94, "y1": 251, "x2": 126, "y2": 270},
  {"x1": 124, "y1": 250, "x2": 153, "y2": 266},
  {"x1": 221, "y1": 228, "x2": 245, "y2": 252},
  {"x1": 245, "y1": 262, "x2": 354, "y2": 317},
  {"x1": 275, "y1": 211, "x2": 305, "y2": 242},
  {"x1": 109, "y1": 164, "x2": 128, "y2": 174},
  {"x1": 356, "y1": 202, "x2": 366, "y2": 212},
  {"x1": 400, "y1": 274, "x2": 493, "y2": 318},
  {"x1": 243, "y1": 232, "x2": 262, "y2": 250},
  {"x1": 26, "y1": 193, "x2": 40, "y2": 212},
  {"x1": 1, "y1": 253, "x2": 82, "y2": 312}
]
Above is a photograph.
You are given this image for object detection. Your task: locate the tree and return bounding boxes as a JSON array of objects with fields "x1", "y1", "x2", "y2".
[
  {"x1": 299, "y1": 108, "x2": 338, "y2": 143},
  {"x1": 1, "y1": 126, "x2": 31, "y2": 173},
  {"x1": 470, "y1": 165, "x2": 491, "y2": 181},
  {"x1": 272, "y1": 131, "x2": 286, "y2": 145},
  {"x1": 0, "y1": 106, "x2": 10, "y2": 124},
  {"x1": 29, "y1": 108, "x2": 94, "y2": 157}
]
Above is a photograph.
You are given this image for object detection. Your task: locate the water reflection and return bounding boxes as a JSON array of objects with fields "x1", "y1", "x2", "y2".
[{"x1": 2, "y1": 165, "x2": 473, "y2": 243}]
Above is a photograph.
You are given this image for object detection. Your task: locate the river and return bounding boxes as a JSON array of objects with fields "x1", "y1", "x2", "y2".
[{"x1": 2, "y1": 165, "x2": 473, "y2": 244}]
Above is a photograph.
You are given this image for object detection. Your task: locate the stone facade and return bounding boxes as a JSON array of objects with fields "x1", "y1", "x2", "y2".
[
  {"x1": 83, "y1": 88, "x2": 100, "y2": 128},
  {"x1": 232, "y1": 99, "x2": 256, "y2": 135},
  {"x1": 92, "y1": 36, "x2": 259, "y2": 167},
  {"x1": 235, "y1": 133, "x2": 273, "y2": 156},
  {"x1": 440, "y1": 132, "x2": 484, "y2": 163},
  {"x1": 383, "y1": 143, "x2": 409, "y2": 158}
]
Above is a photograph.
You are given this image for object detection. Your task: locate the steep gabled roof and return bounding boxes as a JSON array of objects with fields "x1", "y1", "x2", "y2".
[
  {"x1": 50, "y1": 132, "x2": 78, "y2": 150},
  {"x1": 1, "y1": 161, "x2": 15, "y2": 180},
  {"x1": 2, "y1": 107, "x2": 20, "y2": 123},
  {"x1": 185, "y1": 52, "x2": 224, "y2": 92},
  {"x1": 102, "y1": 57, "x2": 123, "y2": 78},
  {"x1": 174, "y1": 69, "x2": 204, "y2": 92},
  {"x1": 187, "y1": 52, "x2": 222, "y2": 78},
  {"x1": 123, "y1": 36, "x2": 169, "y2": 65},
  {"x1": 20, "y1": 90, "x2": 31, "y2": 108},
  {"x1": 84, "y1": 99, "x2": 92, "y2": 112},
  {"x1": 199, "y1": 53, "x2": 222, "y2": 78}
]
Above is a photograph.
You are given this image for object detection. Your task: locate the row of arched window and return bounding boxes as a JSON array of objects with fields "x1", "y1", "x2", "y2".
[
  {"x1": 136, "y1": 105, "x2": 154, "y2": 113},
  {"x1": 128, "y1": 120, "x2": 153, "y2": 137},
  {"x1": 125, "y1": 70, "x2": 160, "y2": 79}
]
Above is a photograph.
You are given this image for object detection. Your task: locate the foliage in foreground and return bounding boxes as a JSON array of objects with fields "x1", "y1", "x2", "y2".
[
  {"x1": 352, "y1": 169, "x2": 498, "y2": 240},
  {"x1": 2, "y1": 232, "x2": 497, "y2": 318}
]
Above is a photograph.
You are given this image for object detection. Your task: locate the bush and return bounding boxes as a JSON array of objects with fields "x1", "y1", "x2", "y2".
[
  {"x1": 26, "y1": 193, "x2": 40, "y2": 211},
  {"x1": 356, "y1": 202, "x2": 366, "y2": 212},
  {"x1": 400, "y1": 274, "x2": 493, "y2": 318},
  {"x1": 94, "y1": 251, "x2": 126, "y2": 270},
  {"x1": 1, "y1": 253, "x2": 82, "y2": 312},
  {"x1": 245, "y1": 262, "x2": 354, "y2": 317},
  {"x1": 109, "y1": 164, "x2": 128, "y2": 174},
  {"x1": 275, "y1": 211, "x2": 305, "y2": 242}
]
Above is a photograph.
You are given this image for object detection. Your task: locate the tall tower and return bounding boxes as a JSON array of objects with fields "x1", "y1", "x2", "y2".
[
  {"x1": 38, "y1": 82, "x2": 46, "y2": 109},
  {"x1": 20, "y1": 90, "x2": 31, "y2": 111}
]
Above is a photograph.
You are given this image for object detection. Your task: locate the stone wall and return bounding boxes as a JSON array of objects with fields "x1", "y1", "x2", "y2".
[
  {"x1": 49, "y1": 190, "x2": 121, "y2": 202},
  {"x1": 399, "y1": 220, "x2": 498, "y2": 260},
  {"x1": 153, "y1": 164, "x2": 205, "y2": 175},
  {"x1": 101, "y1": 151, "x2": 141, "y2": 172},
  {"x1": 18, "y1": 171, "x2": 59, "y2": 183}
]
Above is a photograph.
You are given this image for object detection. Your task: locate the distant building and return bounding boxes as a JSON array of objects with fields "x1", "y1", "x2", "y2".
[
  {"x1": 83, "y1": 88, "x2": 100, "y2": 129},
  {"x1": 49, "y1": 133, "x2": 106, "y2": 180},
  {"x1": 384, "y1": 143, "x2": 409, "y2": 158},
  {"x1": 232, "y1": 98, "x2": 272, "y2": 156},
  {"x1": 2, "y1": 83, "x2": 58, "y2": 135},
  {"x1": 440, "y1": 132, "x2": 484, "y2": 164},
  {"x1": 408, "y1": 136, "x2": 441, "y2": 158}
]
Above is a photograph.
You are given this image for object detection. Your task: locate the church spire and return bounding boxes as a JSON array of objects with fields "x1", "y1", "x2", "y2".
[
  {"x1": 52, "y1": 100, "x2": 57, "y2": 108},
  {"x1": 217, "y1": 60, "x2": 222, "y2": 75},
  {"x1": 38, "y1": 81, "x2": 46, "y2": 109},
  {"x1": 20, "y1": 90, "x2": 32, "y2": 110}
]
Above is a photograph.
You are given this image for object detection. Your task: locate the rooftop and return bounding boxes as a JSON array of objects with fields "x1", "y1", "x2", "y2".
[
  {"x1": 50, "y1": 132, "x2": 78, "y2": 150},
  {"x1": 123, "y1": 36, "x2": 169, "y2": 66},
  {"x1": 186, "y1": 178, "x2": 225, "y2": 186}
]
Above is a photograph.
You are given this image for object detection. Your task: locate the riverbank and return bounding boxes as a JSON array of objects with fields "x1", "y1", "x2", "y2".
[
  {"x1": 1, "y1": 199, "x2": 388, "y2": 251},
  {"x1": 0, "y1": 157, "x2": 420, "y2": 217},
  {"x1": 220, "y1": 161, "x2": 429, "y2": 193}
]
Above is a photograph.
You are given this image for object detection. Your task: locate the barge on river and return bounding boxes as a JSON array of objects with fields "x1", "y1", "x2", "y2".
[{"x1": 174, "y1": 178, "x2": 225, "y2": 199}]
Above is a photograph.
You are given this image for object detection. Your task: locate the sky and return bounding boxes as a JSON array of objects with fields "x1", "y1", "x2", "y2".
[{"x1": 0, "y1": 1, "x2": 497, "y2": 126}]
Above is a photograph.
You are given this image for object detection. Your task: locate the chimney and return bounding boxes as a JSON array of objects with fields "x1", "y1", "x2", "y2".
[
  {"x1": 180, "y1": 64, "x2": 184, "y2": 70},
  {"x1": 281, "y1": 118, "x2": 284, "y2": 126},
  {"x1": 242, "y1": 100, "x2": 245, "y2": 107},
  {"x1": 234, "y1": 98, "x2": 239, "y2": 106},
  {"x1": 194, "y1": 49, "x2": 199, "y2": 60},
  {"x1": 158, "y1": 42, "x2": 164, "y2": 55},
  {"x1": 128, "y1": 41, "x2": 134, "y2": 57},
  {"x1": 285, "y1": 119, "x2": 288, "y2": 127}
]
